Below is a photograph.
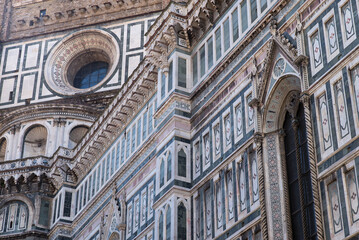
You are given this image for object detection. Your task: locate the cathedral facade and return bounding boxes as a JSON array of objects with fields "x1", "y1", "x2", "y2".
[{"x1": 0, "y1": 0, "x2": 358, "y2": 239}]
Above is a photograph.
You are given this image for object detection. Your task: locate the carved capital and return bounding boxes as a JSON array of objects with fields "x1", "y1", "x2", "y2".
[
  {"x1": 10, "y1": 124, "x2": 21, "y2": 135},
  {"x1": 249, "y1": 97, "x2": 260, "y2": 108},
  {"x1": 294, "y1": 55, "x2": 309, "y2": 66},
  {"x1": 254, "y1": 132, "x2": 263, "y2": 145},
  {"x1": 291, "y1": 118, "x2": 299, "y2": 130},
  {"x1": 299, "y1": 92, "x2": 310, "y2": 105},
  {"x1": 278, "y1": 128, "x2": 286, "y2": 140},
  {"x1": 53, "y1": 118, "x2": 66, "y2": 127}
]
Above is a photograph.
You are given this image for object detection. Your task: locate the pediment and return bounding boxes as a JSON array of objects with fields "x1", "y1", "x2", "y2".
[
  {"x1": 255, "y1": 25, "x2": 306, "y2": 105},
  {"x1": 266, "y1": 50, "x2": 299, "y2": 100}
]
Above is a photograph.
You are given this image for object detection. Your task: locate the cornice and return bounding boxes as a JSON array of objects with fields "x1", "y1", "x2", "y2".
[
  {"x1": 6, "y1": 0, "x2": 166, "y2": 41},
  {"x1": 0, "y1": 90, "x2": 118, "y2": 136},
  {"x1": 69, "y1": 59, "x2": 158, "y2": 182}
]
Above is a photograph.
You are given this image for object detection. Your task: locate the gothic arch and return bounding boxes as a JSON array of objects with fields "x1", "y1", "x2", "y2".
[
  {"x1": 258, "y1": 70, "x2": 323, "y2": 239},
  {"x1": 260, "y1": 74, "x2": 303, "y2": 239},
  {"x1": 0, "y1": 137, "x2": 7, "y2": 162},
  {"x1": 262, "y1": 73, "x2": 301, "y2": 133},
  {"x1": 0, "y1": 195, "x2": 35, "y2": 231}
]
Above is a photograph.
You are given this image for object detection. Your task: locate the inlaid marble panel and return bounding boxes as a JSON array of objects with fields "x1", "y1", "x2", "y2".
[
  {"x1": 326, "y1": 17, "x2": 338, "y2": 54},
  {"x1": 342, "y1": 2, "x2": 355, "y2": 40},
  {"x1": 239, "y1": 161, "x2": 246, "y2": 212},
  {"x1": 205, "y1": 188, "x2": 212, "y2": 237},
  {"x1": 18, "y1": 205, "x2": 27, "y2": 230},
  {"x1": 216, "y1": 181, "x2": 223, "y2": 229},
  {"x1": 24, "y1": 43, "x2": 41, "y2": 70},
  {"x1": 311, "y1": 32, "x2": 322, "y2": 69},
  {"x1": 346, "y1": 169, "x2": 359, "y2": 223},
  {"x1": 3, "y1": 47, "x2": 21, "y2": 73},
  {"x1": 226, "y1": 170, "x2": 234, "y2": 220},
  {"x1": 328, "y1": 180, "x2": 343, "y2": 233},
  {"x1": 318, "y1": 93, "x2": 332, "y2": 151},
  {"x1": 334, "y1": 80, "x2": 349, "y2": 138}
]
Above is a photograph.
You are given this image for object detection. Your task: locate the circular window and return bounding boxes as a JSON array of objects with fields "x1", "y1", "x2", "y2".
[
  {"x1": 72, "y1": 61, "x2": 109, "y2": 89},
  {"x1": 44, "y1": 29, "x2": 119, "y2": 95}
]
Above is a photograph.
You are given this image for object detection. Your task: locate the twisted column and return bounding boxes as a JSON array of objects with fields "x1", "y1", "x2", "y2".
[
  {"x1": 300, "y1": 94, "x2": 324, "y2": 240},
  {"x1": 254, "y1": 133, "x2": 268, "y2": 239}
]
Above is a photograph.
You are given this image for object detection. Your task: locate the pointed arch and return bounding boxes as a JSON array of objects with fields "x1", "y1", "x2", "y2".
[
  {"x1": 177, "y1": 202, "x2": 187, "y2": 240},
  {"x1": 177, "y1": 148, "x2": 186, "y2": 177},
  {"x1": 160, "y1": 158, "x2": 165, "y2": 187},
  {"x1": 159, "y1": 211, "x2": 164, "y2": 240},
  {"x1": 166, "y1": 205, "x2": 171, "y2": 240},
  {"x1": 263, "y1": 74, "x2": 301, "y2": 133},
  {"x1": 283, "y1": 102, "x2": 317, "y2": 239},
  {"x1": 0, "y1": 138, "x2": 7, "y2": 162},
  {"x1": 167, "y1": 152, "x2": 172, "y2": 181},
  {"x1": 0, "y1": 195, "x2": 35, "y2": 231},
  {"x1": 260, "y1": 73, "x2": 320, "y2": 239}
]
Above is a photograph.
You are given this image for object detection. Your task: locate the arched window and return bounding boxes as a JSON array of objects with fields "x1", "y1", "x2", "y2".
[
  {"x1": 177, "y1": 202, "x2": 186, "y2": 240},
  {"x1": 159, "y1": 211, "x2": 164, "y2": 240},
  {"x1": 160, "y1": 159, "x2": 165, "y2": 187},
  {"x1": 166, "y1": 206, "x2": 171, "y2": 240},
  {"x1": 167, "y1": 153, "x2": 172, "y2": 181},
  {"x1": 283, "y1": 103, "x2": 317, "y2": 239},
  {"x1": 22, "y1": 125, "x2": 47, "y2": 158},
  {"x1": 0, "y1": 201, "x2": 28, "y2": 233},
  {"x1": 0, "y1": 138, "x2": 7, "y2": 162},
  {"x1": 178, "y1": 149, "x2": 186, "y2": 177},
  {"x1": 68, "y1": 126, "x2": 89, "y2": 149}
]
